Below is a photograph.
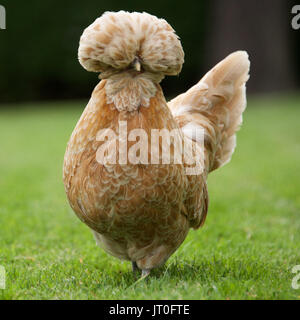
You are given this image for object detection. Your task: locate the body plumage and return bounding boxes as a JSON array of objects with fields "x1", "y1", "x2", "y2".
[{"x1": 63, "y1": 11, "x2": 250, "y2": 275}]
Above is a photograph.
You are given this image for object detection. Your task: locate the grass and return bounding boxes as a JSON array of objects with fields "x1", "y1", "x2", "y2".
[{"x1": 0, "y1": 94, "x2": 299, "y2": 300}]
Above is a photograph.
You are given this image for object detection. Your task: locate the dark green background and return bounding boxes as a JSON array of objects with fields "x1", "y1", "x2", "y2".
[{"x1": 0, "y1": 0, "x2": 299, "y2": 104}]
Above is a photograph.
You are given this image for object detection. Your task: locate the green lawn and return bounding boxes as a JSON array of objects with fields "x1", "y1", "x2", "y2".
[{"x1": 0, "y1": 94, "x2": 299, "y2": 300}]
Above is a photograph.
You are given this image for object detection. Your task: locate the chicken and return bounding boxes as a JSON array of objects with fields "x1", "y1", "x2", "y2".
[{"x1": 63, "y1": 11, "x2": 250, "y2": 277}]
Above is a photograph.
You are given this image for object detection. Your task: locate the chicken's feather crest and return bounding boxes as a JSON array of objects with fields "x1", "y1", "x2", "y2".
[{"x1": 78, "y1": 11, "x2": 184, "y2": 77}]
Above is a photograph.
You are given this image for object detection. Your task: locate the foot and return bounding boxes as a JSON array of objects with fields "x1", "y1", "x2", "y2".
[{"x1": 141, "y1": 269, "x2": 151, "y2": 278}]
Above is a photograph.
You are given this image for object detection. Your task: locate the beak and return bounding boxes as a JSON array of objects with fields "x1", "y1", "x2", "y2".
[{"x1": 132, "y1": 57, "x2": 141, "y2": 72}]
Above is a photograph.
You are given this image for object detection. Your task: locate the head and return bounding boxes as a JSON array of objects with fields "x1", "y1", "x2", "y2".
[{"x1": 78, "y1": 11, "x2": 184, "y2": 79}]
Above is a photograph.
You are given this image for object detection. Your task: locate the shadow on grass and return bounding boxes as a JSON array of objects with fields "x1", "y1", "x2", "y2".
[{"x1": 90, "y1": 256, "x2": 276, "y2": 291}]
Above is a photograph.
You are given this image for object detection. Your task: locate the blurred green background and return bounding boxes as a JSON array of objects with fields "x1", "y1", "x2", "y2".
[{"x1": 0, "y1": 0, "x2": 299, "y2": 104}]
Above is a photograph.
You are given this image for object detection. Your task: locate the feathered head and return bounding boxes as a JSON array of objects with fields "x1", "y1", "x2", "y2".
[{"x1": 78, "y1": 11, "x2": 184, "y2": 78}]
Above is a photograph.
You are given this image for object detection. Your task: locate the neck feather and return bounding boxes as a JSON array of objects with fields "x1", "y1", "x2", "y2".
[{"x1": 104, "y1": 71, "x2": 165, "y2": 112}]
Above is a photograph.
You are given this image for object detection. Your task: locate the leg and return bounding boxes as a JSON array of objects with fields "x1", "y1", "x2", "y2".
[{"x1": 132, "y1": 261, "x2": 138, "y2": 273}]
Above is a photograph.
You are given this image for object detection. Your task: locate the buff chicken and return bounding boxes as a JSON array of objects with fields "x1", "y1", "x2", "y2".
[{"x1": 63, "y1": 11, "x2": 250, "y2": 277}]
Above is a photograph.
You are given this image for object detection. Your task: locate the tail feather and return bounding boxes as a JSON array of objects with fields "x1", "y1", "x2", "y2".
[{"x1": 168, "y1": 51, "x2": 250, "y2": 172}]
